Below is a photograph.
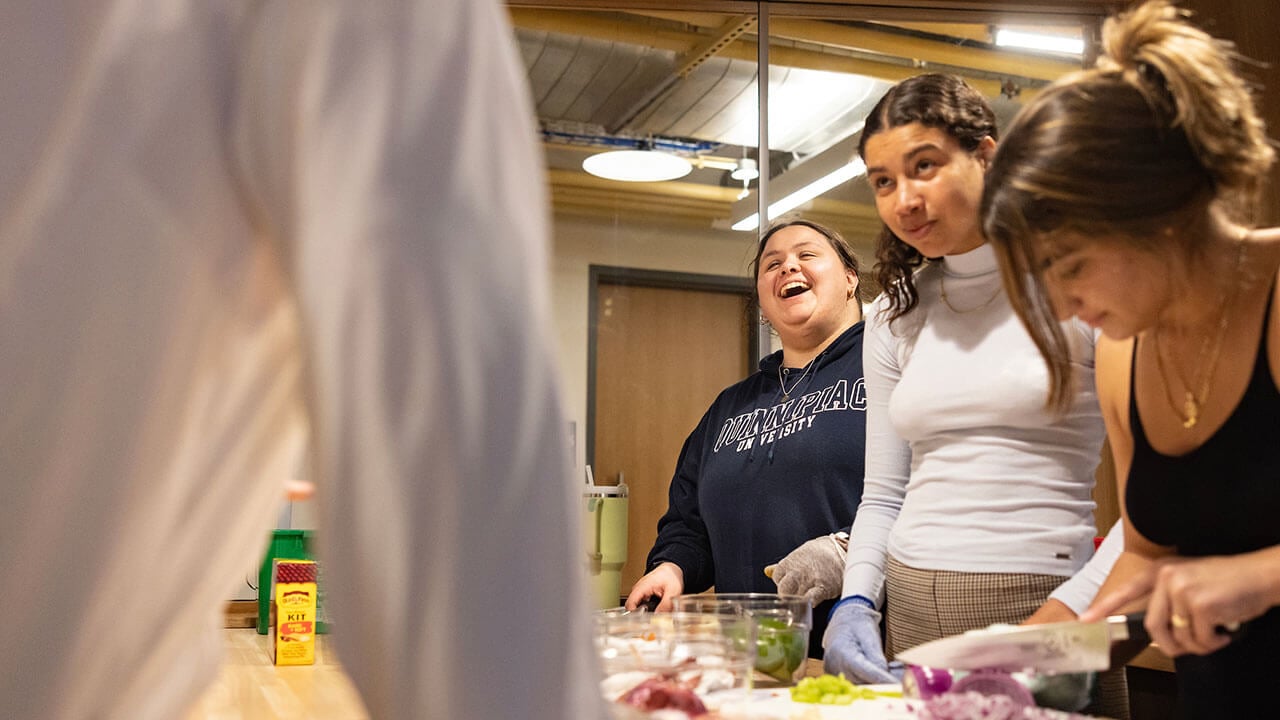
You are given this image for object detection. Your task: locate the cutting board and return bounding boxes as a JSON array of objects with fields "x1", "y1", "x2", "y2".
[{"x1": 708, "y1": 686, "x2": 1107, "y2": 720}]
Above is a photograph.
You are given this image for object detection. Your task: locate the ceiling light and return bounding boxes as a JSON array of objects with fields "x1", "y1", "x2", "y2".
[
  {"x1": 731, "y1": 159, "x2": 865, "y2": 231},
  {"x1": 730, "y1": 158, "x2": 760, "y2": 182},
  {"x1": 994, "y1": 28, "x2": 1084, "y2": 55},
  {"x1": 728, "y1": 133, "x2": 865, "y2": 232},
  {"x1": 582, "y1": 149, "x2": 693, "y2": 182}
]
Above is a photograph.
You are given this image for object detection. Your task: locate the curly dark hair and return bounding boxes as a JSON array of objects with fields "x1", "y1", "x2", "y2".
[{"x1": 858, "y1": 73, "x2": 998, "y2": 324}]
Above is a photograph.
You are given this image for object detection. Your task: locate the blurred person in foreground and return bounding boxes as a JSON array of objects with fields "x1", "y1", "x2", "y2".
[
  {"x1": 625, "y1": 219, "x2": 868, "y2": 657},
  {"x1": 982, "y1": 1, "x2": 1279, "y2": 716},
  {"x1": 0, "y1": 3, "x2": 603, "y2": 719}
]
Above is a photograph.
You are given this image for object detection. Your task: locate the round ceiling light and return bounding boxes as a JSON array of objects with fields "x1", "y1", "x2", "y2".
[
  {"x1": 582, "y1": 149, "x2": 693, "y2": 182},
  {"x1": 730, "y1": 158, "x2": 760, "y2": 181}
]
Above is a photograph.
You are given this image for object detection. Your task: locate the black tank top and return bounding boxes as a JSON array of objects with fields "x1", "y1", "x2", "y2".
[
  {"x1": 1126, "y1": 282, "x2": 1280, "y2": 719},
  {"x1": 1127, "y1": 285, "x2": 1280, "y2": 554}
]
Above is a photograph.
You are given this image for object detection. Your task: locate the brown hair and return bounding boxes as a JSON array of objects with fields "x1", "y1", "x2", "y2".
[
  {"x1": 857, "y1": 73, "x2": 999, "y2": 324},
  {"x1": 981, "y1": 0, "x2": 1275, "y2": 412},
  {"x1": 750, "y1": 218, "x2": 864, "y2": 305}
]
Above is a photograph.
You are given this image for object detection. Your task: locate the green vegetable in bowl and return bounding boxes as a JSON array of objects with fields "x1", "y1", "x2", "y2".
[
  {"x1": 789, "y1": 674, "x2": 903, "y2": 704},
  {"x1": 754, "y1": 617, "x2": 808, "y2": 683}
]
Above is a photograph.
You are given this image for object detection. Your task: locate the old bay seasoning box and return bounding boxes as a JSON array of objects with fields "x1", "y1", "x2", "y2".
[{"x1": 273, "y1": 560, "x2": 317, "y2": 665}]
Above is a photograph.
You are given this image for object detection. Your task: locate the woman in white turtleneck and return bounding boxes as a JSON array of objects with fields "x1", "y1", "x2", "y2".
[{"x1": 821, "y1": 72, "x2": 1125, "y2": 718}]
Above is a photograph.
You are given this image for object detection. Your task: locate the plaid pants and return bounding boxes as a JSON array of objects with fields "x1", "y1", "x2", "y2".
[{"x1": 885, "y1": 555, "x2": 1129, "y2": 719}]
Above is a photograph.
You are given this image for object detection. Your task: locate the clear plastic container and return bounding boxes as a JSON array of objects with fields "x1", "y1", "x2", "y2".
[
  {"x1": 593, "y1": 611, "x2": 757, "y2": 706},
  {"x1": 671, "y1": 592, "x2": 812, "y2": 684}
]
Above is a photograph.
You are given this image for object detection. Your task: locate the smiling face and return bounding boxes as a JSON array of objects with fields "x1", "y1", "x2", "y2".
[
  {"x1": 1037, "y1": 232, "x2": 1173, "y2": 338},
  {"x1": 864, "y1": 123, "x2": 994, "y2": 258},
  {"x1": 755, "y1": 224, "x2": 860, "y2": 351}
]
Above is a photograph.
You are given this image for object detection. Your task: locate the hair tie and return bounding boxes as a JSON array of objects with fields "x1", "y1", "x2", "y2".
[{"x1": 1135, "y1": 60, "x2": 1166, "y2": 89}]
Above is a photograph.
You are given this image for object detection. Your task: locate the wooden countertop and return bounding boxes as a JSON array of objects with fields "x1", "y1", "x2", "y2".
[{"x1": 187, "y1": 629, "x2": 370, "y2": 720}]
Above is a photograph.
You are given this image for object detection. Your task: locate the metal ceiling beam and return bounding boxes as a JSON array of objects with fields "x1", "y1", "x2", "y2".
[
  {"x1": 881, "y1": 20, "x2": 991, "y2": 43},
  {"x1": 547, "y1": 168, "x2": 740, "y2": 225},
  {"x1": 605, "y1": 14, "x2": 759, "y2": 134},
  {"x1": 507, "y1": 2, "x2": 1112, "y2": 26},
  {"x1": 767, "y1": 18, "x2": 1080, "y2": 80},
  {"x1": 675, "y1": 14, "x2": 757, "y2": 77}
]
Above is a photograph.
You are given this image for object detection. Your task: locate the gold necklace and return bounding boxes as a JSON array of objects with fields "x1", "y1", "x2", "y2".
[
  {"x1": 777, "y1": 360, "x2": 815, "y2": 402},
  {"x1": 1150, "y1": 236, "x2": 1248, "y2": 429},
  {"x1": 939, "y1": 272, "x2": 1001, "y2": 313}
]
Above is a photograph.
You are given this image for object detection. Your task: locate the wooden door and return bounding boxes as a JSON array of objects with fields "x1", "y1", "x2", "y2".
[{"x1": 591, "y1": 271, "x2": 753, "y2": 594}]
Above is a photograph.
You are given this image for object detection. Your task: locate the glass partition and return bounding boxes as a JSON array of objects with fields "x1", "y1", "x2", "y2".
[{"x1": 509, "y1": 3, "x2": 1094, "y2": 591}]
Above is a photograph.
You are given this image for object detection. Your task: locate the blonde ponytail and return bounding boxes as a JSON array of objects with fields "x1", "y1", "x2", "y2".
[
  {"x1": 1098, "y1": 0, "x2": 1273, "y2": 221},
  {"x1": 980, "y1": 0, "x2": 1276, "y2": 413}
]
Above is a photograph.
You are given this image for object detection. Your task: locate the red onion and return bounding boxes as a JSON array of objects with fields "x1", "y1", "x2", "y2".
[
  {"x1": 916, "y1": 690, "x2": 1095, "y2": 720},
  {"x1": 904, "y1": 665, "x2": 955, "y2": 699}
]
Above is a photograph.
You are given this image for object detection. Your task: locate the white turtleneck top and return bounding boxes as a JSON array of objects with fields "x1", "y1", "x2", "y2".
[{"x1": 843, "y1": 243, "x2": 1107, "y2": 608}]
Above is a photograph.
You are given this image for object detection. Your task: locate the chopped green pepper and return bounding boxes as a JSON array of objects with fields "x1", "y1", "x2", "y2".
[{"x1": 789, "y1": 674, "x2": 903, "y2": 704}]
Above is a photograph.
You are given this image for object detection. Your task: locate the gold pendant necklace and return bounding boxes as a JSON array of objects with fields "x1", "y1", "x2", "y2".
[
  {"x1": 1153, "y1": 324, "x2": 1219, "y2": 429},
  {"x1": 939, "y1": 272, "x2": 1001, "y2": 314},
  {"x1": 1150, "y1": 236, "x2": 1248, "y2": 429}
]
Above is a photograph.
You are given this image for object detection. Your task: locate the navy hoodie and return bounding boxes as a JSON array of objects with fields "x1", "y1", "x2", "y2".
[{"x1": 646, "y1": 322, "x2": 866, "y2": 649}]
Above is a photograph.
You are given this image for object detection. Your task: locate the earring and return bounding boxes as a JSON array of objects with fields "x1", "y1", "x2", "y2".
[{"x1": 759, "y1": 314, "x2": 771, "y2": 326}]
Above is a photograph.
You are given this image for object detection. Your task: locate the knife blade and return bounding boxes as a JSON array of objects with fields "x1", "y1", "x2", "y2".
[{"x1": 895, "y1": 613, "x2": 1150, "y2": 674}]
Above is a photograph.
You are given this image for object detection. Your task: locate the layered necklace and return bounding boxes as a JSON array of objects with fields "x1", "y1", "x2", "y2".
[
  {"x1": 1151, "y1": 235, "x2": 1249, "y2": 429},
  {"x1": 777, "y1": 359, "x2": 816, "y2": 402}
]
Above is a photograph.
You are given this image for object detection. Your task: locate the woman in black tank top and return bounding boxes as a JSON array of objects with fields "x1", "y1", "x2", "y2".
[{"x1": 978, "y1": 2, "x2": 1280, "y2": 716}]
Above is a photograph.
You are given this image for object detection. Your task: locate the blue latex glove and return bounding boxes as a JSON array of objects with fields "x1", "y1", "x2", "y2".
[{"x1": 822, "y1": 600, "x2": 899, "y2": 685}]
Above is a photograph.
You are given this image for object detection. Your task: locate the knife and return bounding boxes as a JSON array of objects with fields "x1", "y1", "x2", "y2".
[{"x1": 895, "y1": 613, "x2": 1151, "y2": 674}]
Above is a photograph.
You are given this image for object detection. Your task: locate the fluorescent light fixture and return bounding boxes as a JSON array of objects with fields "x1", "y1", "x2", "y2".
[
  {"x1": 994, "y1": 28, "x2": 1084, "y2": 55},
  {"x1": 582, "y1": 149, "x2": 692, "y2": 182},
  {"x1": 731, "y1": 159, "x2": 864, "y2": 231},
  {"x1": 728, "y1": 133, "x2": 866, "y2": 232}
]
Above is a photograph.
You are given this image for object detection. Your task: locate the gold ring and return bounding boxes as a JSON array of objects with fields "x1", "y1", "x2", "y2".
[{"x1": 1170, "y1": 613, "x2": 1190, "y2": 629}]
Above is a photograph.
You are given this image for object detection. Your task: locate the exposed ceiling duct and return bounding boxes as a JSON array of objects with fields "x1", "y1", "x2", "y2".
[{"x1": 511, "y1": 7, "x2": 1087, "y2": 226}]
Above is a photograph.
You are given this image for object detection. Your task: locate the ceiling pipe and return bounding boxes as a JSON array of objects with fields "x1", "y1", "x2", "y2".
[
  {"x1": 541, "y1": 127, "x2": 719, "y2": 155},
  {"x1": 766, "y1": 18, "x2": 1079, "y2": 81}
]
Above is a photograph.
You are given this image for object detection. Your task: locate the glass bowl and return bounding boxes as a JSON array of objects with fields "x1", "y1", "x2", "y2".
[
  {"x1": 593, "y1": 610, "x2": 757, "y2": 708},
  {"x1": 670, "y1": 593, "x2": 812, "y2": 684}
]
